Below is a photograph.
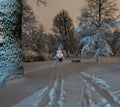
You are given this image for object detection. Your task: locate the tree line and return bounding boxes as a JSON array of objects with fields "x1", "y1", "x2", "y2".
[
  {"x1": 22, "y1": 0, "x2": 120, "y2": 63},
  {"x1": 22, "y1": 1, "x2": 77, "y2": 61}
]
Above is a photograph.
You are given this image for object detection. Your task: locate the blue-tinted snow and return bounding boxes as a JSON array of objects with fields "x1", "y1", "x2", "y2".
[
  {"x1": 48, "y1": 78, "x2": 59, "y2": 106},
  {"x1": 58, "y1": 80, "x2": 65, "y2": 107},
  {"x1": 13, "y1": 86, "x2": 48, "y2": 107},
  {"x1": 80, "y1": 72, "x2": 120, "y2": 107}
]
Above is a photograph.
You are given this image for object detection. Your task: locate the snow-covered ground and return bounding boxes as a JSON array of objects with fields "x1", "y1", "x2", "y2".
[
  {"x1": 80, "y1": 72, "x2": 120, "y2": 107},
  {"x1": 0, "y1": 57, "x2": 120, "y2": 107}
]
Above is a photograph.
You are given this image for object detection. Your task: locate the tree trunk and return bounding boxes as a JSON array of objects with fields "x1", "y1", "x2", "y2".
[
  {"x1": 0, "y1": 0, "x2": 24, "y2": 85},
  {"x1": 95, "y1": 0, "x2": 101, "y2": 63}
]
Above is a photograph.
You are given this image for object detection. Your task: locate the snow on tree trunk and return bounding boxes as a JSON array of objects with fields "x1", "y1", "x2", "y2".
[{"x1": 0, "y1": 0, "x2": 24, "y2": 85}]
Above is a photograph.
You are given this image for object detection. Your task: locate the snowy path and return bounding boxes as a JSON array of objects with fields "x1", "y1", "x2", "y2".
[
  {"x1": 0, "y1": 57, "x2": 120, "y2": 107},
  {"x1": 12, "y1": 72, "x2": 64, "y2": 107},
  {"x1": 12, "y1": 72, "x2": 120, "y2": 107},
  {"x1": 80, "y1": 72, "x2": 120, "y2": 107}
]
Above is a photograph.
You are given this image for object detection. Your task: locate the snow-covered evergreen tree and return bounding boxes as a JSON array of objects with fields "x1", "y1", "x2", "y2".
[
  {"x1": 78, "y1": 0, "x2": 119, "y2": 63},
  {"x1": 0, "y1": 0, "x2": 23, "y2": 84}
]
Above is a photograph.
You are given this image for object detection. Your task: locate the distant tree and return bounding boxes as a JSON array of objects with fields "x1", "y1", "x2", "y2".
[
  {"x1": 22, "y1": 0, "x2": 37, "y2": 34},
  {"x1": 32, "y1": 24, "x2": 48, "y2": 54},
  {"x1": 22, "y1": 0, "x2": 37, "y2": 52},
  {"x1": 47, "y1": 33, "x2": 56, "y2": 55},
  {"x1": 78, "y1": 0, "x2": 119, "y2": 63},
  {"x1": 22, "y1": 23, "x2": 48, "y2": 62},
  {"x1": 22, "y1": 2, "x2": 49, "y2": 59},
  {"x1": 52, "y1": 9, "x2": 76, "y2": 57}
]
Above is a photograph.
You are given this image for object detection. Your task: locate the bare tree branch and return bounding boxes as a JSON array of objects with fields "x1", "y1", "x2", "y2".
[{"x1": 37, "y1": 0, "x2": 48, "y2": 5}]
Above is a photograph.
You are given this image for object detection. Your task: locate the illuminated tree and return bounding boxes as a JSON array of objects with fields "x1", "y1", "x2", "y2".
[{"x1": 78, "y1": 0, "x2": 119, "y2": 63}]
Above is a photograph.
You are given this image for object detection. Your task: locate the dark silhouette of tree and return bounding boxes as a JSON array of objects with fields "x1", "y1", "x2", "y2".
[
  {"x1": 22, "y1": 1, "x2": 49, "y2": 61},
  {"x1": 0, "y1": 11, "x2": 2, "y2": 35},
  {"x1": 113, "y1": 30, "x2": 120, "y2": 56},
  {"x1": 47, "y1": 33, "x2": 56, "y2": 55},
  {"x1": 32, "y1": 24, "x2": 47, "y2": 54},
  {"x1": 52, "y1": 9, "x2": 76, "y2": 57},
  {"x1": 22, "y1": 0, "x2": 40, "y2": 52},
  {"x1": 22, "y1": 0, "x2": 37, "y2": 52}
]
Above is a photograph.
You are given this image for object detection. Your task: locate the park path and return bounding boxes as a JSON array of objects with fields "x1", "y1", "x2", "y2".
[{"x1": 0, "y1": 57, "x2": 120, "y2": 107}]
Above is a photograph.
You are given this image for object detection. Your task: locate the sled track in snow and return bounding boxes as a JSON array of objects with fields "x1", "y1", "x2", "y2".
[
  {"x1": 80, "y1": 72, "x2": 120, "y2": 107},
  {"x1": 13, "y1": 71, "x2": 65, "y2": 107},
  {"x1": 39, "y1": 71, "x2": 64, "y2": 107}
]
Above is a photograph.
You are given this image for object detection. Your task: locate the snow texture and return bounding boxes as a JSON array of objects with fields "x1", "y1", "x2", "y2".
[
  {"x1": 0, "y1": 0, "x2": 23, "y2": 84},
  {"x1": 47, "y1": 78, "x2": 59, "y2": 106},
  {"x1": 58, "y1": 80, "x2": 65, "y2": 107},
  {"x1": 80, "y1": 36, "x2": 113, "y2": 57},
  {"x1": 80, "y1": 72, "x2": 120, "y2": 107},
  {"x1": 0, "y1": 36, "x2": 4, "y2": 43},
  {"x1": 13, "y1": 86, "x2": 48, "y2": 107}
]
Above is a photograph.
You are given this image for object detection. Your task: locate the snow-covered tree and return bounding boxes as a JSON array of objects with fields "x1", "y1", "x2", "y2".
[
  {"x1": 80, "y1": 36, "x2": 113, "y2": 58},
  {"x1": 0, "y1": 0, "x2": 48, "y2": 84},
  {"x1": 78, "y1": 0, "x2": 119, "y2": 63},
  {"x1": 0, "y1": 0, "x2": 23, "y2": 84},
  {"x1": 52, "y1": 9, "x2": 76, "y2": 57},
  {"x1": 22, "y1": 1, "x2": 50, "y2": 61}
]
